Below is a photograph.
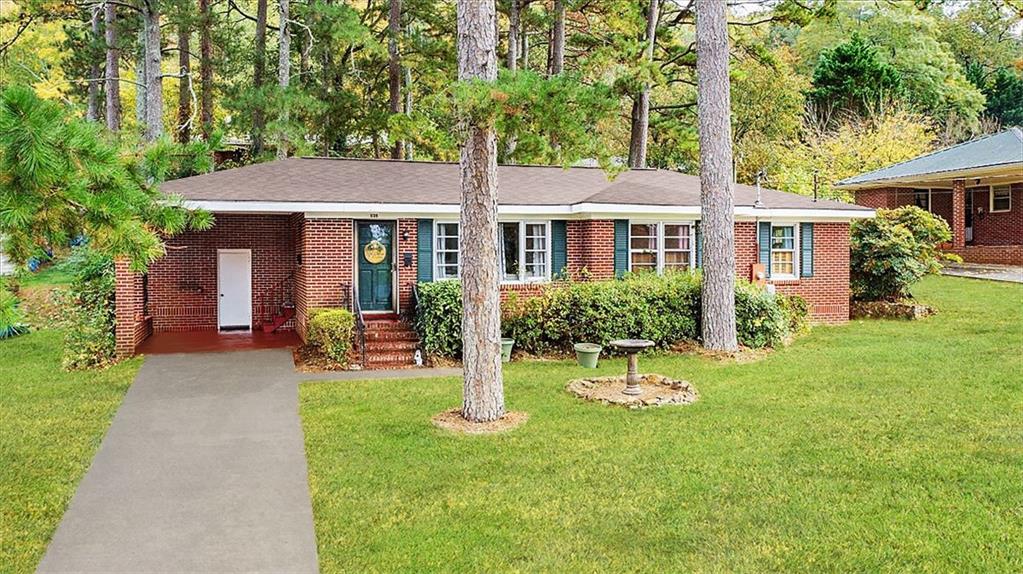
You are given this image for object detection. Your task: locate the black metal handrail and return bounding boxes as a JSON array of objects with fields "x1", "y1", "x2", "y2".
[{"x1": 350, "y1": 283, "x2": 367, "y2": 367}]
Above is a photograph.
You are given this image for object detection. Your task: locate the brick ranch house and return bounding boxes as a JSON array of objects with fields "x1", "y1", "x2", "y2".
[
  {"x1": 838, "y1": 126, "x2": 1023, "y2": 265},
  {"x1": 114, "y1": 158, "x2": 872, "y2": 366}
]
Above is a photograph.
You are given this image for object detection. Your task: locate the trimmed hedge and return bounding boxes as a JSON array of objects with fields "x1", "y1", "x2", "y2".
[
  {"x1": 414, "y1": 272, "x2": 808, "y2": 359},
  {"x1": 307, "y1": 307, "x2": 355, "y2": 365}
]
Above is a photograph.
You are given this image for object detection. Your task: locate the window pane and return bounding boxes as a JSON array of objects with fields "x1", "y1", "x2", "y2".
[
  {"x1": 771, "y1": 226, "x2": 794, "y2": 250},
  {"x1": 631, "y1": 252, "x2": 657, "y2": 272},
  {"x1": 631, "y1": 236, "x2": 656, "y2": 250},
  {"x1": 631, "y1": 223, "x2": 656, "y2": 237},
  {"x1": 664, "y1": 251, "x2": 690, "y2": 268},
  {"x1": 772, "y1": 251, "x2": 794, "y2": 276},
  {"x1": 914, "y1": 190, "x2": 929, "y2": 210},
  {"x1": 664, "y1": 225, "x2": 691, "y2": 250},
  {"x1": 500, "y1": 222, "x2": 520, "y2": 281},
  {"x1": 440, "y1": 252, "x2": 459, "y2": 266},
  {"x1": 993, "y1": 186, "x2": 1011, "y2": 211}
]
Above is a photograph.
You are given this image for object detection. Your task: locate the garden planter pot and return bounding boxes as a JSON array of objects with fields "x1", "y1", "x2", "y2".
[
  {"x1": 573, "y1": 343, "x2": 602, "y2": 368},
  {"x1": 501, "y1": 338, "x2": 515, "y2": 363}
]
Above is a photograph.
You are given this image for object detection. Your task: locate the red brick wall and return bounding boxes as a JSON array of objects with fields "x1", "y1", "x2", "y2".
[
  {"x1": 970, "y1": 183, "x2": 1022, "y2": 246},
  {"x1": 114, "y1": 258, "x2": 149, "y2": 357},
  {"x1": 566, "y1": 219, "x2": 616, "y2": 280},
  {"x1": 295, "y1": 217, "x2": 354, "y2": 338},
  {"x1": 733, "y1": 222, "x2": 851, "y2": 324},
  {"x1": 147, "y1": 214, "x2": 297, "y2": 332},
  {"x1": 396, "y1": 218, "x2": 419, "y2": 314}
]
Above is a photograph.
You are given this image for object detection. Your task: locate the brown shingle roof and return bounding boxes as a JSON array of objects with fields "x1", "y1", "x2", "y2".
[{"x1": 160, "y1": 157, "x2": 868, "y2": 212}]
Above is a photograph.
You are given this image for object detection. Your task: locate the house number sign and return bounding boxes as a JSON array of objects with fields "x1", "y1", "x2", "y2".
[{"x1": 364, "y1": 240, "x2": 387, "y2": 264}]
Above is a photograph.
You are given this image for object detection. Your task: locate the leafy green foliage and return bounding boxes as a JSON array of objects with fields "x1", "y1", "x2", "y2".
[
  {"x1": 413, "y1": 280, "x2": 463, "y2": 359},
  {"x1": 850, "y1": 206, "x2": 954, "y2": 302},
  {"x1": 809, "y1": 34, "x2": 904, "y2": 117},
  {"x1": 307, "y1": 308, "x2": 355, "y2": 365},
  {"x1": 0, "y1": 85, "x2": 213, "y2": 273},
  {"x1": 416, "y1": 273, "x2": 798, "y2": 359},
  {"x1": 981, "y1": 68, "x2": 1023, "y2": 127},
  {"x1": 55, "y1": 247, "x2": 116, "y2": 370},
  {"x1": 0, "y1": 285, "x2": 29, "y2": 339}
]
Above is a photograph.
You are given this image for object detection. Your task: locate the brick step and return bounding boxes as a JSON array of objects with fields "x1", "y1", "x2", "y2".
[
  {"x1": 365, "y1": 339, "x2": 418, "y2": 352},
  {"x1": 365, "y1": 351, "x2": 416, "y2": 366},
  {"x1": 363, "y1": 321, "x2": 413, "y2": 332},
  {"x1": 363, "y1": 330, "x2": 418, "y2": 342}
]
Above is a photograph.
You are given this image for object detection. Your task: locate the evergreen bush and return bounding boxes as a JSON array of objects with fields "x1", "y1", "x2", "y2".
[{"x1": 307, "y1": 308, "x2": 355, "y2": 365}]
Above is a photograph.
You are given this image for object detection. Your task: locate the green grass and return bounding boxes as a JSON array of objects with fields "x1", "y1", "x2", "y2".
[
  {"x1": 0, "y1": 330, "x2": 140, "y2": 574},
  {"x1": 300, "y1": 275, "x2": 1023, "y2": 573},
  {"x1": 13, "y1": 265, "x2": 73, "y2": 289}
]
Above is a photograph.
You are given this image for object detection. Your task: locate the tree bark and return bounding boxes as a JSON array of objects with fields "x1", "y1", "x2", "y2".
[
  {"x1": 135, "y1": 25, "x2": 146, "y2": 128},
  {"x1": 506, "y1": 0, "x2": 518, "y2": 70},
  {"x1": 252, "y1": 0, "x2": 268, "y2": 155},
  {"x1": 176, "y1": 17, "x2": 191, "y2": 143},
  {"x1": 457, "y1": 0, "x2": 504, "y2": 423},
  {"x1": 199, "y1": 0, "x2": 213, "y2": 140},
  {"x1": 142, "y1": 0, "x2": 163, "y2": 142},
  {"x1": 549, "y1": 0, "x2": 564, "y2": 75},
  {"x1": 87, "y1": 8, "x2": 102, "y2": 122},
  {"x1": 403, "y1": 64, "x2": 413, "y2": 159},
  {"x1": 628, "y1": 0, "x2": 657, "y2": 168},
  {"x1": 104, "y1": 1, "x2": 121, "y2": 131},
  {"x1": 277, "y1": 0, "x2": 290, "y2": 159},
  {"x1": 695, "y1": 0, "x2": 737, "y2": 351},
  {"x1": 387, "y1": 0, "x2": 403, "y2": 159}
]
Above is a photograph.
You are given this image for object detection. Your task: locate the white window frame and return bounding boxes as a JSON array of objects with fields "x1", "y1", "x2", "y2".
[
  {"x1": 433, "y1": 221, "x2": 460, "y2": 280},
  {"x1": 990, "y1": 184, "x2": 1012, "y2": 213},
  {"x1": 432, "y1": 220, "x2": 552, "y2": 284},
  {"x1": 769, "y1": 222, "x2": 799, "y2": 280},
  {"x1": 627, "y1": 221, "x2": 696, "y2": 275}
]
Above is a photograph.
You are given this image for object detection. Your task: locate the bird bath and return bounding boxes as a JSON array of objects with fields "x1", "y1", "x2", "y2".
[{"x1": 609, "y1": 339, "x2": 655, "y2": 395}]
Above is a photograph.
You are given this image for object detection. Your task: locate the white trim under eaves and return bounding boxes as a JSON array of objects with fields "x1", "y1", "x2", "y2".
[{"x1": 181, "y1": 200, "x2": 874, "y2": 221}]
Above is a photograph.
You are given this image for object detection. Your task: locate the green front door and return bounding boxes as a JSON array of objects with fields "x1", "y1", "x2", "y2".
[{"x1": 357, "y1": 222, "x2": 394, "y2": 311}]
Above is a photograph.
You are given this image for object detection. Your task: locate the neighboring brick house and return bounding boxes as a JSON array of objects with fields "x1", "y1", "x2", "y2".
[
  {"x1": 840, "y1": 127, "x2": 1023, "y2": 265},
  {"x1": 115, "y1": 158, "x2": 872, "y2": 364}
]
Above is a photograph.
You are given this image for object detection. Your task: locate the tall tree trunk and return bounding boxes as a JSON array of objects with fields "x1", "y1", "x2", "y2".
[
  {"x1": 387, "y1": 0, "x2": 403, "y2": 159},
  {"x1": 506, "y1": 0, "x2": 519, "y2": 70},
  {"x1": 521, "y1": 26, "x2": 528, "y2": 70},
  {"x1": 403, "y1": 65, "x2": 413, "y2": 159},
  {"x1": 695, "y1": 0, "x2": 737, "y2": 351},
  {"x1": 199, "y1": 0, "x2": 213, "y2": 140},
  {"x1": 104, "y1": 1, "x2": 121, "y2": 131},
  {"x1": 252, "y1": 0, "x2": 268, "y2": 155},
  {"x1": 549, "y1": 0, "x2": 564, "y2": 75},
  {"x1": 628, "y1": 0, "x2": 658, "y2": 168},
  {"x1": 457, "y1": 0, "x2": 504, "y2": 423},
  {"x1": 87, "y1": 8, "x2": 102, "y2": 122},
  {"x1": 142, "y1": 0, "x2": 163, "y2": 142},
  {"x1": 135, "y1": 26, "x2": 146, "y2": 128},
  {"x1": 176, "y1": 17, "x2": 191, "y2": 143},
  {"x1": 277, "y1": 0, "x2": 290, "y2": 159}
]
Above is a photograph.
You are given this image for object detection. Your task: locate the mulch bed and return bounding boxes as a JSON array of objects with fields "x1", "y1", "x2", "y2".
[
  {"x1": 851, "y1": 300, "x2": 935, "y2": 320},
  {"x1": 292, "y1": 345, "x2": 353, "y2": 372},
  {"x1": 567, "y1": 374, "x2": 698, "y2": 409},
  {"x1": 431, "y1": 409, "x2": 529, "y2": 434}
]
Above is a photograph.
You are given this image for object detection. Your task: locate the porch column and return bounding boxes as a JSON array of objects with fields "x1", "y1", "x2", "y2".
[
  {"x1": 952, "y1": 179, "x2": 966, "y2": 250},
  {"x1": 114, "y1": 258, "x2": 144, "y2": 358}
]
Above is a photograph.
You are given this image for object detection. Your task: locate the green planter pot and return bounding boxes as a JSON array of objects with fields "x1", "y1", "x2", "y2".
[
  {"x1": 501, "y1": 338, "x2": 515, "y2": 363},
  {"x1": 573, "y1": 343, "x2": 602, "y2": 368}
]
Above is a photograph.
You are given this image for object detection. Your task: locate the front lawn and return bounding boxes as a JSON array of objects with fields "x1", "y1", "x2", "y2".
[
  {"x1": 300, "y1": 275, "x2": 1023, "y2": 572},
  {"x1": 0, "y1": 330, "x2": 139, "y2": 573}
]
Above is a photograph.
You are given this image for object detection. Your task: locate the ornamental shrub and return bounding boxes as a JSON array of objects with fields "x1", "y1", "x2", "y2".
[
  {"x1": 416, "y1": 272, "x2": 795, "y2": 359},
  {"x1": 414, "y1": 280, "x2": 464, "y2": 358},
  {"x1": 57, "y1": 249, "x2": 116, "y2": 370},
  {"x1": 307, "y1": 308, "x2": 355, "y2": 365},
  {"x1": 851, "y1": 206, "x2": 954, "y2": 301},
  {"x1": 0, "y1": 286, "x2": 28, "y2": 339}
]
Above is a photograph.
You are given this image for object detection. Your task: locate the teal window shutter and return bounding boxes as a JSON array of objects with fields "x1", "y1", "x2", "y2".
[
  {"x1": 758, "y1": 221, "x2": 772, "y2": 278},
  {"x1": 695, "y1": 222, "x2": 703, "y2": 268},
  {"x1": 417, "y1": 219, "x2": 433, "y2": 282},
  {"x1": 551, "y1": 220, "x2": 568, "y2": 279},
  {"x1": 614, "y1": 219, "x2": 629, "y2": 278},
  {"x1": 800, "y1": 222, "x2": 814, "y2": 277}
]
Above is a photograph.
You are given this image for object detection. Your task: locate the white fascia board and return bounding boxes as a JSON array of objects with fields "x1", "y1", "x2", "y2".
[{"x1": 183, "y1": 200, "x2": 874, "y2": 221}]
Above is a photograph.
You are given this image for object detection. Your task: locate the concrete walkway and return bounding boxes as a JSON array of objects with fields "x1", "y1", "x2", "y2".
[
  {"x1": 941, "y1": 263, "x2": 1023, "y2": 284},
  {"x1": 37, "y1": 349, "x2": 320, "y2": 574}
]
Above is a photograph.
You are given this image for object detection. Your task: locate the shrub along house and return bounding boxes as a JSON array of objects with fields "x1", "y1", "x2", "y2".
[
  {"x1": 114, "y1": 158, "x2": 872, "y2": 367},
  {"x1": 839, "y1": 127, "x2": 1023, "y2": 265}
]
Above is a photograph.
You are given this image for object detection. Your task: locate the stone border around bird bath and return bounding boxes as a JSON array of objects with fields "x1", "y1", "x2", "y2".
[{"x1": 566, "y1": 374, "x2": 698, "y2": 408}]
